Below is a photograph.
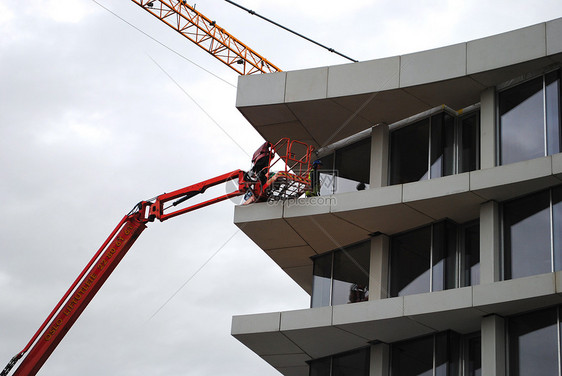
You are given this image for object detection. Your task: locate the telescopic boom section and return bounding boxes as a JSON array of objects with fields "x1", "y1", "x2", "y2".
[
  {"x1": 131, "y1": 0, "x2": 281, "y2": 75},
  {"x1": 3, "y1": 170, "x2": 250, "y2": 376},
  {"x1": 2, "y1": 137, "x2": 315, "y2": 375}
]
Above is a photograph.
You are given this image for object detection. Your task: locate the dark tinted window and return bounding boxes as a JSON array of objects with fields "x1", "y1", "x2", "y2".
[
  {"x1": 309, "y1": 348, "x2": 370, "y2": 376},
  {"x1": 467, "y1": 336, "x2": 481, "y2": 376},
  {"x1": 390, "y1": 118, "x2": 430, "y2": 184},
  {"x1": 311, "y1": 241, "x2": 370, "y2": 307},
  {"x1": 459, "y1": 113, "x2": 479, "y2": 173},
  {"x1": 332, "y1": 242, "x2": 370, "y2": 305},
  {"x1": 430, "y1": 113, "x2": 455, "y2": 179},
  {"x1": 311, "y1": 253, "x2": 332, "y2": 308},
  {"x1": 309, "y1": 357, "x2": 331, "y2": 376},
  {"x1": 463, "y1": 223, "x2": 480, "y2": 286},
  {"x1": 504, "y1": 190, "x2": 551, "y2": 279},
  {"x1": 332, "y1": 348, "x2": 370, "y2": 376},
  {"x1": 391, "y1": 335, "x2": 433, "y2": 376},
  {"x1": 546, "y1": 71, "x2": 561, "y2": 156},
  {"x1": 499, "y1": 71, "x2": 562, "y2": 165},
  {"x1": 432, "y1": 222, "x2": 457, "y2": 292},
  {"x1": 499, "y1": 76, "x2": 545, "y2": 165},
  {"x1": 390, "y1": 226, "x2": 432, "y2": 297},
  {"x1": 508, "y1": 307, "x2": 558, "y2": 376},
  {"x1": 554, "y1": 186, "x2": 562, "y2": 271}
]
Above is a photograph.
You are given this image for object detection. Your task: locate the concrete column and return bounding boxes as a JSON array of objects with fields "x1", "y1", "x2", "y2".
[
  {"x1": 369, "y1": 234, "x2": 390, "y2": 300},
  {"x1": 481, "y1": 315, "x2": 506, "y2": 376},
  {"x1": 370, "y1": 124, "x2": 389, "y2": 188},
  {"x1": 370, "y1": 343, "x2": 390, "y2": 376},
  {"x1": 480, "y1": 87, "x2": 497, "y2": 169},
  {"x1": 480, "y1": 201, "x2": 501, "y2": 284}
]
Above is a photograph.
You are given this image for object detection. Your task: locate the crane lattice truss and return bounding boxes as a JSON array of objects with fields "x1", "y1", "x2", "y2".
[{"x1": 131, "y1": 0, "x2": 281, "y2": 75}]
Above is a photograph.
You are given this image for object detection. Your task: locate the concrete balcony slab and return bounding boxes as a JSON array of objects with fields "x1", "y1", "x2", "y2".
[
  {"x1": 283, "y1": 264, "x2": 313, "y2": 294},
  {"x1": 280, "y1": 306, "x2": 333, "y2": 331},
  {"x1": 467, "y1": 23, "x2": 546, "y2": 75},
  {"x1": 400, "y1": 43, "x2": 467, "y2": 87},
  {"x1": 236, "y1": 71, "x2": 286, "y2": 107},
  {"x1": 283, "y1": 326, "x2": 370, "y2": 359},
  {"x1": 285, "y1": 213, "x2": 370, "y2": 253},
  {"x1": 332, "y1": 298, "x2": 434, "y2": 343},
  {"x1": 473, "y1": 272, "x2": 562, "y2": 316},
  {"x1": 327, "y1": 57, "x2": 400, "y2": 98},
  {"x1": 402, "y1": 173, "x2": 485, "y2": 223},
  {"x1": 236, "y1": 218, "x2": 307, "y2": 251},
  {"x1": 285, "y1": 67, "x2": 328, "y2": 103},
  {"x1": 547, "y1": 18, "x2": 562, "y2": 55},
  {"x1": 231, "y1": 312, "x2": 280, "y2": 334},
  {"x1": 233, "y1": 331, "x2": 304, "y2": 356},
  {"x1": 552, "y1": 153, "x2": 562, "y2": 180},
  {"x1": 470, "y1": 156, "x2": 559, "y2": 201}
]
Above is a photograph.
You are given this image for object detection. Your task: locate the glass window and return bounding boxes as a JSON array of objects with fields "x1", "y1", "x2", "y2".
[
  {"x1": 332, "y1": 348, "x2": 370, "y2": 376},
  {"x1": 390, "y1": 221, "x2": 468, "y2": 297},
  {"x1": 462, "y1": 222, "x2": 480, "y2": 286},
  {"x1": 318, "y1": 138, "x2": 371, "y2": 195},
  {"x1": 391, "y1": 332, "x2": 461, "y2": 376},
  {"x1": 311, "y1": 240, "x2": 371, "y2": 307},
  {"x1": 390, "y1": 118, "x2": 430, "y2": 185},
  {"x1": 390, "y1": 226, "x2": 432, "y2": 297},
  {"x1": 553, "y1": 186, "x2": 562, "y2": 271},
  {"x1": 309, "y1": 348, "x2": 370, "y2": 376},
  {"x1": 503, "y1": 190, "x2": 552, "y2": 279},
  {"x1": 332, "y1": 242, "x2": 371, "y2": 305},
  {"x1": 508, "y1": 307, "x2": 559, "y2": 376},
  {"x1": 430, "y1": 113, "x2": 456, "y2": 179},
  {"x1": 499, "y1": 70, "x2": 561, "y2": 165},
  {"x1": 391, "y1": 334, "x2": 433, "y2": 376},
  {"x1": 432, "y1": 222, "x2": 457, "y2": 292},
  {"x1": 546, "y1": 71, "x2": 561, "y2": 156},
  {"x1": 459, "y1": 112, "x2": 479, "y2": 173},
  {"x1": 312, "y1": 253, "x2": 333, "y2": 308},
  {"x1": 318, "y1": 153, "x2": 335, "y2": 196},
  {"x1": 309, "y1": 357, "x2": 331, "y2": 376},
  {"x1": 466, "y1": 335, "x2": 482, "y2": 376},
  {"x1": 389, "y1": 110, "x2": 480, "y2": 185},
  {"x1": 334, "y1": 138, "x2": 371, "y2": 194}
]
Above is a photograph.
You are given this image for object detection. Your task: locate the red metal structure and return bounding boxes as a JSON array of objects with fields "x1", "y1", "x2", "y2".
[
  {"x1": 131, "y1": 0, "x2": 281, "y2": 75},
  {"x1": 1, "y1": 139, "x2": 314, "y2": 376}
]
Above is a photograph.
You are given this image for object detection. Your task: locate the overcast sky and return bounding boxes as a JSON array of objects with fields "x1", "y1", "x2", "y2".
[{"x1": 1, "y1": 1, "x2": 562, "y2": 375}]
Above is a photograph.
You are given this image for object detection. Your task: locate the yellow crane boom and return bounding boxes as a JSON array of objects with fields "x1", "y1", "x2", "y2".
[{"x1": 131, "y1": 0, "x2": 281, "y2": 75}]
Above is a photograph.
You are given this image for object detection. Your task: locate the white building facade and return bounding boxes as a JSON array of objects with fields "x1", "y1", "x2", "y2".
[{"x1": 231, "y1": 18, "x2": 562, "y2": 376}]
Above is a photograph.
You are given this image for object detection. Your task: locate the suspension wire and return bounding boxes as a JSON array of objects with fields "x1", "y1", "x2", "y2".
[{"x1": 224, "y1": 0, "x2": 358, "y2": 63}]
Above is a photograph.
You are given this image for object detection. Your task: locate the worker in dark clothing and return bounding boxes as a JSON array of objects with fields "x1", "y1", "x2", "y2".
[
  {"x1": 306, "y1": 159, "x2": 323, "y2": 197},
  {"x1": 249, "y1": 141, "x2": 273, "y2": 184}
]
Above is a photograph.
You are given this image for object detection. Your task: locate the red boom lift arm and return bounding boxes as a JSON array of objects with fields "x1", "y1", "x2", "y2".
[{"x1": 2, "y1": 138, "x2": 315, "y2": 376}]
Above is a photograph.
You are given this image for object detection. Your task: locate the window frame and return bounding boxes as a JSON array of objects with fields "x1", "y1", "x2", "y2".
[
  {"x1": 308, "y1": 347, "x2": 371, "y2": 376},
  {"x1": 310, "y1": 239, "x2": 371, "y2": 308},
  {"x1": 501, "y1": 185, "x2": 562, "y2": 281},
  {"x1": 389, "y1": 220, "x2": 480, "y2": 298},
  {"x1": 388, "y1": 108, "x2": 481, "y2": 186},
  {"x1": 318, "y1": 137, "x2": 372, "y2": 195},
  {"x1": 389, "y1": 331, "x2": 478, "y2": 376},
  {"x1": 506, "y1": 306, "x2": 562, "y2": 376},
  {"x1": 496, "y1": 68, "x2": 562, "y2": 166}
]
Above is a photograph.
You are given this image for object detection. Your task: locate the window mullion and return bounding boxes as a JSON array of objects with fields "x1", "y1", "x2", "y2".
[
  {"x1": 430, "y1": 225, "x2": 434, "y2": 292},
  {"x1": 432, "y1": 334, "x2": 437, "y2": 376},
  {"x1": 544, "y1": 75, "x2": 549, "y2": 157},
  {"x1": 556, "y1": 307, "x2": 562, "y2": 376},
  {"x1": 548, "y1": 189, "x2": 555, "y2": 272},
  {"x1": 330, "y1": 251, "x2": 334, "y2": 306},
  {"x1": 428, "y1": 117, "x2": 432, "y2": 179}
]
